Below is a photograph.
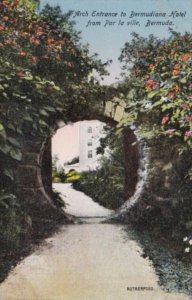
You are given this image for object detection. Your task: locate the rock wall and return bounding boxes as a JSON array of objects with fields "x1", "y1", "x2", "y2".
[
  {"x1": 41, "y1": 137, "x2": 52, "y2": 198},
  {"x1": 113, "y1": 137, "x2": 192, "y2": 238},
  {"x1": 123, "y1": 128, "x2": 139, "y2": 199},
  {"x1": 15, "y1": 137, "x2": 70, "y2": 236}
]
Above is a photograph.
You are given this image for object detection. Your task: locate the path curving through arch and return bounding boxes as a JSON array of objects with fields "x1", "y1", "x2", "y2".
[
  {"x1": 0, "y1": 186, "x2": 190, "y2": 300},
  {"x1": 54, "y1": 183, "x2": 113, "y2": 222}
]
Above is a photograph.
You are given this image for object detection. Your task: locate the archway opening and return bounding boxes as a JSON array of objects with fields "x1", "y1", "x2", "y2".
[{"x1": 41, "y1": 118, "x2": 140, "y2": 220}]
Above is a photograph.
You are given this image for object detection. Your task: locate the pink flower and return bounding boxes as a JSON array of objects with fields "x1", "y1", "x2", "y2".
[
  {"x1": 29, "y1": 37, "x2": 34, "y2": 44},
  {"x1": 180, "y1": 103, "x2": 189, "y2": 110},
  {"x1": 161, "y1": 115, "x2": 169, "y2": 125},
  {"x1": 30, "y1": 37, "x2": 40, "y2": 46},
  {"x1": 5, "y1": 40, "x2": 11, "y2": 46},
  {"x1": 0, "y1": 42, "x2": 4, "y2": 48},
  {"x1": 167, "y1": 92, "x2": 175, "y2": 99},
  {"x1": 31, "y1": 56, "x2": 38, "y2": 63},
  {"x1": 145, "y1": 79, "x2": 159, "y2": 91},
  {"x1": 21, "y1": 32, "x2": 28, "y2": 38},
  {"x1": 13, "y1": 30, "x2": 19, "y2": 36},
  {"x1": 36, "y1": 31, "x2": 44, "y2": 37},
  {"x1": 164, "y1": 129, "x2": 175, "y2": 135},
  {"x1": 185, "y1": 115, "x2": 192, "y2": 122},
  {"x1": 16, "y1": 71, "x2": 25, "y2": 77},
  {"x1": 12, "y1": 41, "x2": 17, "y2": 47},
  {"x1": 42, "y1": 54, "x2": 49, "y2": 60},
  {"x1": 185, "y1": 131, "x2": 192, "y2": 137},
  {"x1": 35, "y1": 26, "x2": 43, "y2": 31},
  {"x1": 18, "y1": 51, "x2": 27, "y2": 58}
]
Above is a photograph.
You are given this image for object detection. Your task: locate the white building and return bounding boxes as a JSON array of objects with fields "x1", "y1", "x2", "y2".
[
  {"x1": 79, "y1": 120, "x2": 105, "y2": 171},
  {"x1": 53, "y1": 120, "x2": 106, "y2": 173}
]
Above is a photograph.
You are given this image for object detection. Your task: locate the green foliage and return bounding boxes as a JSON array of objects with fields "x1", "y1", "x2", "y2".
[
  {"x1": 65, "y1": 169, "x2": 80, "y2": 183},
  {"x1": 52, "y1": 155, "x2": 66, "y2": 183},
  {"x1": 0, "y1": 190, "x2": 21, "y2": 250},
  {"x1": 66, "y1": 156, "x2": 79, "y2": 165},
  {"x1": 119, "y1": 31, "x2": 192, "y2": 149},
  {"x1": 52, "y1": 156, "x2": 80, "y2": 183},
  {"x1": 52, "y1": 189, "x2": 66, "y2": 208},
  {"x1": 0, "y1": 0, "x2": 108, "y2": 252},
  {"x1": 0, "y1": 191, "x2": 18, "y2": 209},
  {"x1": 73, "y1": 127, "x2": 126, "y2": 209}
]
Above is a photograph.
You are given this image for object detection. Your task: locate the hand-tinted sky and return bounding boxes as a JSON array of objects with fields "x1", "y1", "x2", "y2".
[
  {"x1": 52, "y1": 122, "x2": 80, "y2": 167},
  {"x1": 43, "y1": 0, "x2": 192, "y2": 163},
  {"x1": 40, "y1": 0, "x2": 192, "y2": 84}
]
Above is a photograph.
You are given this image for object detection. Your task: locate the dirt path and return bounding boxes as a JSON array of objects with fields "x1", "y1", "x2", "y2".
[{"x1": 0, "y1": 184, "x2": 190, "y2": 300}]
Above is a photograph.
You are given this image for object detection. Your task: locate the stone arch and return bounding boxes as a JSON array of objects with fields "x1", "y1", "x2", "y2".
[
  {"x1": 42, "y1": 117, "x2": 140, "y2": 201},
  {"x1": 15, "y1": 98, "x2": 143, "y2": 226},
  {"x1": 17, "y1": 92, "x2": 192, "y2": 236}
]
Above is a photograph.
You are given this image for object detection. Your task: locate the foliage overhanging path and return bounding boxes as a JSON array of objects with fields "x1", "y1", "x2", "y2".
[
  {"x1": 118, "y1": 31, "x2": 192, "y2": 150},
  {"x1": 0, "y1": 0, "x2": 111, "y2": 247}
]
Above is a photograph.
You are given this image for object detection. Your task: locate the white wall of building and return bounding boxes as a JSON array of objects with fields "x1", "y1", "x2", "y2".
[
  {"x1": 52, "y1": 122, "x2": 80, "y2": 169},
  {"x1": 52, "y1": 120, "x2": 105, "y2": 172},
  {"x1": 79, "y1": 120, "x2": 105, "y2": 172}
]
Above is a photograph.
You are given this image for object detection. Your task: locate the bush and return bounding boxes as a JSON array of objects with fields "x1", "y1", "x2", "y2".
[
  {"x1": 119, "y1": 31, "x2": 192, "y2": 149},
  {"x1": 65, "y1": 169, "x2": 80, "y2": 183},
  {"x1": 52, "y1": 155, "x2": 66, "y2": 183},
  {"x1": 52, "y1": 189, "x2": 66, "y2": 208},
  {"x1": 73, "y1": 127, "x2": 126, "y2": 210}
]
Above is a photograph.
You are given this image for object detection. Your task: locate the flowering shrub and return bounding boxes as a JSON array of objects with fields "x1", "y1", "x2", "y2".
[
  {"x1": 0, "y1": 0, "x2": 106, "y2": 181},
  {"x1": 119, "y1": 32, "x2": 192, "y2": 148},
  {"x1": 0, "y1": 0, "x2": 107, "y2": 247},
  {"x1": 118, "y1": 33, "x2": 192, "y2": 258},
  {"x1": 0, "y1": 0, "x2": 103, "y2": 83}
]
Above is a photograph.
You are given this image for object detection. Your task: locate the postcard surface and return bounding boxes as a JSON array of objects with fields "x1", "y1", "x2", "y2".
[{"x1": 0, "y1": 0, "x2": 192, "y2": 299}]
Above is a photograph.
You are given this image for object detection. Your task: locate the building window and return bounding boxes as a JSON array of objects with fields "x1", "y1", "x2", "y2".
[
  {"x1": 88, "y1": 127, "x2": 92, "y2": 133},
  {"x1": 88, "y1": 150, "x2": 93, "y2": 158},
  {"x1": 87, "y1": 139, "x2": 92, "y2": 146}
]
